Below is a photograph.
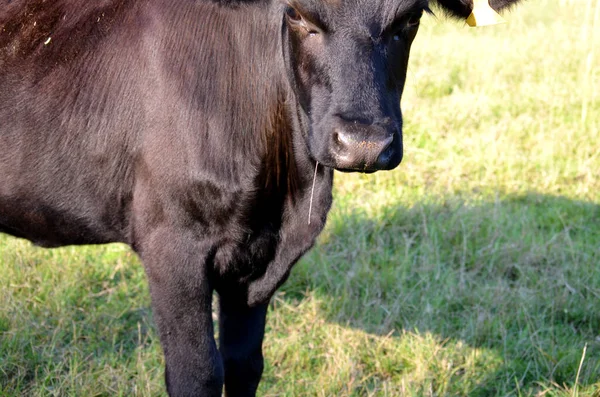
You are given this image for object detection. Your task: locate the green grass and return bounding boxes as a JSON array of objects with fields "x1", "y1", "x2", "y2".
[{"x1": 1, "y1": 0, "x2": 599, "y2": 395}]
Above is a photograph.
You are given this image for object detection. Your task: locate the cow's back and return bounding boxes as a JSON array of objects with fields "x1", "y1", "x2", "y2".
[{"x1": 0, "y1": 0, "x2": 148, "y2": 247}]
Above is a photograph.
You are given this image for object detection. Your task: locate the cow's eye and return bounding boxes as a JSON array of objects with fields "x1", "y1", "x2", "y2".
[
  {"x1": 285, "y1": 7, "x2": 302, "y2": 23},
  {"x1": 385, "y1": 9, "x2": 424, "y2": 43},
  {"x1": 407, "y1": 10, "x2": 423, "y2": 28},
  {"x1": 285, "y1": 6, "x2": 322, "y2": 36}
]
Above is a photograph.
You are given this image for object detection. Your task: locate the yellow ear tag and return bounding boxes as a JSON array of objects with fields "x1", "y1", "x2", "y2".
[{"x1": 466, "y1": 0, "x2": 506, "y2": 27}]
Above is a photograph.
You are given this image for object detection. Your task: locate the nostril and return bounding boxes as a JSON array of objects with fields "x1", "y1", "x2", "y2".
[
  {"x1": 334, "y1": 131, "x2": 355, "y2": 148},
  {"x1": 333, "y1": 131, "x2": 341, "y2": 145},
  {"x1": 381, "y1": 134, "x2": 393, "y2": 151}
]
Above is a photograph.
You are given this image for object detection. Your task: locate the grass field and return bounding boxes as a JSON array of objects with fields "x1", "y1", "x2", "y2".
[{"x1": 1, "y1": 0, "x2": 599, "y2": 395}]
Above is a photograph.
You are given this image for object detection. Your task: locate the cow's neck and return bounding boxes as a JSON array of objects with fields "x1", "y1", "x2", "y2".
[{"x1": 240, "y1": 3, "x2": 334, "y2": 220}]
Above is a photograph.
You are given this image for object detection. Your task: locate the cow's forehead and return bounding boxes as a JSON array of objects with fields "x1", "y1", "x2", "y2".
[{"x1": 288, "y1": 0, "x2": 429, "y2": 30}]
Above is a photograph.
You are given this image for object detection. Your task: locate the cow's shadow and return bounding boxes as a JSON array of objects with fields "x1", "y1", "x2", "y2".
[{"x1": 276, "y1": 191, "x2": 600, "y2": 394}]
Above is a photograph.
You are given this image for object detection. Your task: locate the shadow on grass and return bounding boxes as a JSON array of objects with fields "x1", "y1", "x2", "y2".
[{"x1": 279, "y1": 192, "x2": 600, "y2": 395}]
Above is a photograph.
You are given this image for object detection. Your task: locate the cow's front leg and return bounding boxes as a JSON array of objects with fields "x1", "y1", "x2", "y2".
[
  {"x1": 140, "y1": 231, "x2": 223, "y2": 397},
  {"x1": 219, "y1": 296, "x2": 269, "y2": 397}
]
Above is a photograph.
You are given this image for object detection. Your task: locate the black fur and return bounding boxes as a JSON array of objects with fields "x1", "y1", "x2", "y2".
[{"x1": 0, "y1": 0, "x2": 522, "y2": 395}]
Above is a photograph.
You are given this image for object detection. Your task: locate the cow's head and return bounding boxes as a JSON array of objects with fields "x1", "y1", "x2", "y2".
[{"x1": 281, "y1": 0, "x2": 514, "y2": 172}]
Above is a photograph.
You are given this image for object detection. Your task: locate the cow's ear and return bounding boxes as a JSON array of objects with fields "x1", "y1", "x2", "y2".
[{"x1": 432, "y1": 0, "x2": 523, "y2": 19}]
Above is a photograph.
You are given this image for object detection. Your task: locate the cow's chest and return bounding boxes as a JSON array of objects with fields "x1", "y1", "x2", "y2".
[
  {"x1": 191, "y1": 167, "x2": 333, "y2": 299},
  {"x1": 212, "y1": 226, "x2": 281, "y2": 283}
]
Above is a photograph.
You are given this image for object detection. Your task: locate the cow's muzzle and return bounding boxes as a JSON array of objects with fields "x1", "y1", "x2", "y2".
[{"x1": 329, "y1": 116, "x2": 402, "y2": 172}]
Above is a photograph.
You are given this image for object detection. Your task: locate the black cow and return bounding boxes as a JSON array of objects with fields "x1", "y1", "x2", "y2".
[{"x1": 0, "y1": 0, "x2": 521, "y2": 395}]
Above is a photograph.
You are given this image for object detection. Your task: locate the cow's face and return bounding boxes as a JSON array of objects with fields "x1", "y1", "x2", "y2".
[{"x1": 282, "y1": 0, "x2": 426, "y2": 172}]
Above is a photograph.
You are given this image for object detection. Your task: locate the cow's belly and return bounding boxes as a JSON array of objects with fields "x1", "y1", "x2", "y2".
[{"x1": 0, "y1": 196, "x2": 125, "y2": 247}]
